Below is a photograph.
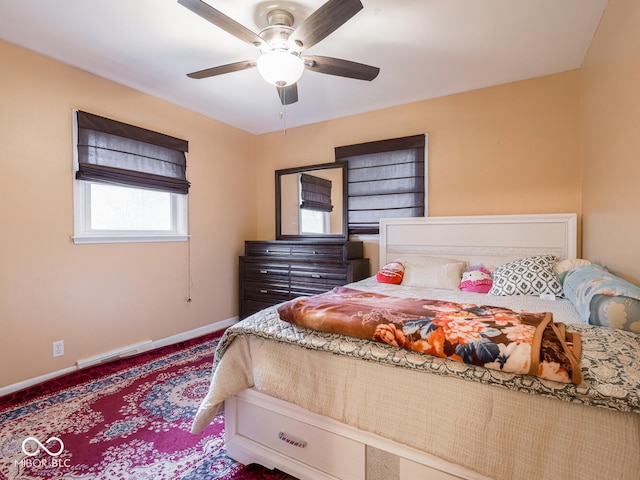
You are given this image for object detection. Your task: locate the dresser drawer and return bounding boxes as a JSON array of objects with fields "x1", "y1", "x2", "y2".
[
  {"x1": 242, "y1": 280, "x2": 290, "y2": 301},
  {"x1": 245, "y1": 243, "x2": 291, "y2": 257},
  {"x1": 241, "y1": 260, "x2": 289, "y2": 282},
  {"x1": 236, "y1": 398, "x2": 365, "y2": 480},
  {"x1": 289, "y1": 264, "x2": 348, "y2": 285},
  {"x1": 290, "y1": 243, "x2": 345, "y2": 259}
]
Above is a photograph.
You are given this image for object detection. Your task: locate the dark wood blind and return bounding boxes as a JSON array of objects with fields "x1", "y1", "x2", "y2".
[
  {"x1": 75, "y1": 111, "x2": 190, "y2": 194},
  {"x1": 300, "y1": 173, "x2": 333, "y2": 212},
  {"x1": 335, "y1": 134, "x2": 425, "y2": 235}
]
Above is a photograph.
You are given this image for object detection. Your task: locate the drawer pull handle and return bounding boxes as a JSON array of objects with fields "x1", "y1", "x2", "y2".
[
  {"x1": 260, "y1": 289, "x2": 268, "y2": 294},
  {"x1": 259, "y1": 270, "x2": 268, "y2": 274},
  {"x1": 278, "y1": 432, "x2": 307, "y2": 449},
  {"x1": 311, "y1": 274, "x2": 322, "y2": 278}
]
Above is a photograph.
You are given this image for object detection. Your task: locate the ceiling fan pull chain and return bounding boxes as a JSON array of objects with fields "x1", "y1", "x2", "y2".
[{"x1": 280, "y1": 103, "x2": 287, "y2": 136}]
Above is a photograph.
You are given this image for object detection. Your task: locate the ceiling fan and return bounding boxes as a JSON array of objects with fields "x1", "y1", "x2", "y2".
[{"x1": 178, "y1": 0, "x2": 380, "y2": 105}]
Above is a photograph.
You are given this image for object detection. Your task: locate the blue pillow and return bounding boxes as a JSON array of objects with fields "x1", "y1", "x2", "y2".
[
  {"x1": 590, "y1": 294, "x2": 640, "y2": 331},
  {"x1": 563, "y1": 264, "x2": 640, "y2": 332}
]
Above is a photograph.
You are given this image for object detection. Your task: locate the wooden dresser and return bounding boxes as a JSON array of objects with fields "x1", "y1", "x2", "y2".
[{"x1": 239, "y1": 240, "x2": 370, "y2": 319}]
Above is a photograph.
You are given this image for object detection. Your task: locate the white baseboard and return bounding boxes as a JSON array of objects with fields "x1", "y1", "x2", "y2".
[
  {"x1": 0, "y1": 366, "x2": 80, "y2": 399},
  {"x1": 76, "y1": 340, "x2": 155, "y2": 369},
  {"x1": 152, "y1": 317, "x2": 237, "y2": 349},
  {"x1": 0, "y1": 317, "x2": 238, "y2": 398}
]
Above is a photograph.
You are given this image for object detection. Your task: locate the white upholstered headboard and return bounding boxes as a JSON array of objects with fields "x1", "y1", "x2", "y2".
[{"x1": 379, "y1": 214, "x2": 577, "y2": 268}]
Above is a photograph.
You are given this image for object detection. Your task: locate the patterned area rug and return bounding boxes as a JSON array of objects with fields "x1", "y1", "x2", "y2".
[{"x1": 0, "y1": 331, "x2": 289, "y2": 480}]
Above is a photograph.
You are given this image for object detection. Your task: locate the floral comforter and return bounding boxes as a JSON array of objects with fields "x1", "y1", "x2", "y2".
[
  {"x1": 209, "y1": 294, "x2": 640, "y2": 415},
  {"x1": 277, "y1": 287, "x2": 582, "y2": 384}
]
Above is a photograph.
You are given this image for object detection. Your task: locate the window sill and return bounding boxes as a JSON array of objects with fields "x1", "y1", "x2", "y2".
[{"x1": 72, "y1": 234, "x2": 189, "y2": 245}]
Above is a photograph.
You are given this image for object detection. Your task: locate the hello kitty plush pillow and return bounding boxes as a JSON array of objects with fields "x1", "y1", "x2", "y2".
[
  {"x1": 460, "y1": 264, "x2": 493, "y2": 293},
  {"x1": 376, "y1": 262, "x2": 405, "y2": 284}
]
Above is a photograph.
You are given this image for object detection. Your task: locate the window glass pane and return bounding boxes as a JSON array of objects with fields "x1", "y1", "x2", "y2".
[
  {"x1": 300, "y1": 209, "x2": 329, "y2": 234},
  {"x1": 89, "y1": 183, "x2": 172, "y2": 231}
]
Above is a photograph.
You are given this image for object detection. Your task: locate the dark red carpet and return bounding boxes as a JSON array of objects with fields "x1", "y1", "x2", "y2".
[{"x1": 0, "y1": 331, "x2": 288, "y2": 479}]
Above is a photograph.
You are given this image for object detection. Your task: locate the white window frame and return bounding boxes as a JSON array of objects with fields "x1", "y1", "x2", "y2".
[{"x1": 71, "y1": 113, "x2": 189, "y2": 245}]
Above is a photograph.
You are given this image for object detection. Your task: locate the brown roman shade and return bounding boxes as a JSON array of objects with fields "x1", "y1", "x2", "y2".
[
  {"x1": 75, "y1": 111, "x2": 190, "y2": 194},
  {"x1": 335, "y1": 134, "x2": 425, "y2": 235},
  {"x1": 300, "y1": 173, "x2": 333, "y2": 212}
]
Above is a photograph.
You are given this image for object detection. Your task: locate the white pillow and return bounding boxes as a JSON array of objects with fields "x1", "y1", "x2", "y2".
[
  {"x1": 553, "y1": 258, "x2": 591, "y2": 274},
  {"x1": 402, "y1": 261, "x2": 466, "y2": 290}
]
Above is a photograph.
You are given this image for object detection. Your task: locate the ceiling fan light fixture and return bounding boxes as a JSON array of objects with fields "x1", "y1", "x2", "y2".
[{"x1": 257, "y1": 51, "x2": 305, "y2": 87}]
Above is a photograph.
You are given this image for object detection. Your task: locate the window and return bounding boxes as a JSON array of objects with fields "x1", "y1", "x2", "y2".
[
  {"x1": 299, "y1": 173, "x2": 333, "y2": 234},
  {"x1": 335, "y1": 134, "x2": 427, "y2": 235},
  {"x1": 72, "y1": 111, "x2": 190, "y2": 244},
  {"x1": 300, "y1": 209, "x2": 329, "y2": 234}
]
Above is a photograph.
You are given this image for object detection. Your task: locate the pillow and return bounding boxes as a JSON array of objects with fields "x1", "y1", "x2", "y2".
[
  {"x1": 563, "y1": 263, "x2": 640, "y2": 331},
  {"x1": 460, "y1": 264, "x2": 493, "y2": 293},
  {"x1": 554, "y1": 258, "x2": 592, "y2": 283},
  {"x1": 590, "y1": 295, "x2": 640, "y2": 333},
  {"x1": 488, "y1": 255, "x2": 563, "y2": 297},
  {"x1": 376, "y1": 262, "x2": 405, "y2": 284},
  {"x1": 402, "y1": 261, "x2": 466, "y2": 290}
]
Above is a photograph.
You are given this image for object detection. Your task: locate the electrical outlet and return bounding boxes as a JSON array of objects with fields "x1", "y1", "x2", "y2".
[{"x1": 53, "y1": 340, "x2": 64, "y2": 358}]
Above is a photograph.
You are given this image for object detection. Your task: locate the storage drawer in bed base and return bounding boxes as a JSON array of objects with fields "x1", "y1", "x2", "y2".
[{"x1": 225, "y1": 390, "x2": 489, "y2": 480}]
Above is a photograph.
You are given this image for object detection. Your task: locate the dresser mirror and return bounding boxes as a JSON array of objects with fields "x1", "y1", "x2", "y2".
[{"x1": 276, "y1": 162, "x2": 347, "y2": 240}]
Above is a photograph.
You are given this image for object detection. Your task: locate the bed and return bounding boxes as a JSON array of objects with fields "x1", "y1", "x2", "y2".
[{"x1": 191, "y1": 214, "x2": 640, "y2": 480}]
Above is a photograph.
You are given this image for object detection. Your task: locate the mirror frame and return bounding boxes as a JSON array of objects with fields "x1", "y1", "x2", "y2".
[{"x1": 275, "y1": 162, "x2": 348, "y2": 240}]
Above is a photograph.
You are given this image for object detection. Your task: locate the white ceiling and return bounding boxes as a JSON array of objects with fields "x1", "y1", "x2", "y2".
[{"x1": 0, "y1": 0, "x2": 607, "y2": 135}]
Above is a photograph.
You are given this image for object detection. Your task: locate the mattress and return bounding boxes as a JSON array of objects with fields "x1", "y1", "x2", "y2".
[{"x1": 192, "y1": 279, "x2": 640, "y2": 480}]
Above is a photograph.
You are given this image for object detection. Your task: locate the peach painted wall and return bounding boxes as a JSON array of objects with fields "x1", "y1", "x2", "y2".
[
  {"x1": 255, "y1": 71, "x2": 582, "y2": 271},
  {"x1": 0, "y1": 39, "x2": 587, "y2": 389},
  {"x1": 580, "y1": 0, "x2": 640, "y2": 284},
  {"x1": 0, "y1": 40, "x2": 257, "y2": 387}
]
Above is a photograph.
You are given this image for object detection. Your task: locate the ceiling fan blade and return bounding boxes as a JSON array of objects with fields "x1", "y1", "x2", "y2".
[
  {"x1": 276, "y1": 84, "x2": 299, "y2": 105},
  {"x1": 178, "y1": 0, "x2": 264, "y2": 47},
  {"x1": 305, "y1": 55, "x2": 379, "y2": 81},
  {"x1": 187, "y1": 60, "x2": 256, "y2": 79},
  {"x1": 289, "y1": 0, "x2": 363, "y2": 50}
]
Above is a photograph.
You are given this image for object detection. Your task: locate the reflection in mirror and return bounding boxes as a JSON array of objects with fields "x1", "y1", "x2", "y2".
[{"x1": 276, "y1": 162, "x2": 346, "y2": 240}]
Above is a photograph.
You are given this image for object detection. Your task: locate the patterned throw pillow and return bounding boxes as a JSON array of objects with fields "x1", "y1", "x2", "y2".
[
  {"x1": 488, "y1": 255, "x2": 563, "y2": 297},
  {"x1": 376, "y1": 262, "x2": 405, "y2": 284}
]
